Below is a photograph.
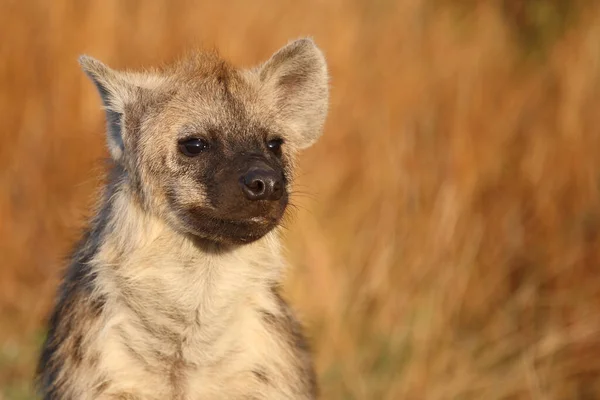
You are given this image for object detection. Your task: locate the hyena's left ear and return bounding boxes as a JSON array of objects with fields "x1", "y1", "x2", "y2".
[{"x1": 258, "y1": 38, "x2": 329, "y2": 150}]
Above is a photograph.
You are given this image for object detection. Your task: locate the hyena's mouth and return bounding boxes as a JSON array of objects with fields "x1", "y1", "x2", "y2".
[
  {"x1": 181, "y1": 202, "x2": 288, "y2": 245},
  {"x1": 248, "y1": 216, "x2": 276, "y2": 224}
]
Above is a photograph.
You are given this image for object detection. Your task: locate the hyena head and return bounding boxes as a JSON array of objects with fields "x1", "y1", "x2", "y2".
[{"x1": 80, "y1": 38, "x2": 329, "y2": 244}]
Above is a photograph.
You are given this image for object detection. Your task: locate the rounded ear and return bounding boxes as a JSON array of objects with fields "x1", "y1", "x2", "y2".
[
  {"x1": 79, "y1": 56, "x2": 164, "y2": 162},
  {"x1": 79, "y1": 56, "x2": 138, "y2": 161},
  {"x1": 79, "y1": 55, "x2": 137, "y2": 113},
  {"x1": 257, "y1": 38, "x2": 329, "y2": 150}
]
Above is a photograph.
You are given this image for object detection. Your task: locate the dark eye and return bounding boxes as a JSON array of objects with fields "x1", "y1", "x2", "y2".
[
  {"x1": 179, "y1": 138, "x2": 209, "y2": 157},
  {"x1": 267, "y1": 138, "x2": 283, "y2": 154}
]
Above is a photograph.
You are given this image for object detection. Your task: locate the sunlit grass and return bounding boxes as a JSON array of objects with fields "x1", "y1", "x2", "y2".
[{"x1": 2, "y1": 1, "x2": 600, "y2": 398}]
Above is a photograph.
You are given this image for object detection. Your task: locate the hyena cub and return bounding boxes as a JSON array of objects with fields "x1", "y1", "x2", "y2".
[{"x1": 36, "y1": 38, "x2": 328, "y2": 399}]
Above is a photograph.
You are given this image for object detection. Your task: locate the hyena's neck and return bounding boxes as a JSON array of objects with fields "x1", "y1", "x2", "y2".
[{"x1": 89, "y1": 177, "x2": 284, "y2": 330}]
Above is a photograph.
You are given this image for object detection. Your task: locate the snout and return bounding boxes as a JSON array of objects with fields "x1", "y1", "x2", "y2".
[
  {"x1": 178, "y1": 156, "x2": 288, "y2": 244},
  {"x1": 240, "y1": 167, "x2": 283, "y2": 201}
]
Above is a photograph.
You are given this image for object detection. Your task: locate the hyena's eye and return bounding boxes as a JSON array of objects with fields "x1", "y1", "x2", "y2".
[
  {"x1": 179, "y1": 138, "x2": 209, "y2": 157},
  {"x1": 267, "y1": 138, "x2": 283, "y2": 154}
]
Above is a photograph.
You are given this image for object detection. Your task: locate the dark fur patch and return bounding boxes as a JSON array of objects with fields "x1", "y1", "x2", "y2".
[
  {"x1": 106, "y1": 110, "x2": 124, "y2": 154},
  {"x1": 94, "y1": 379, "x2": 110, "y2": 396},
  {"x1": 252, "y1": 368, "x2": 270, "y2": 385},
  {"x1": 168, "y1": 349, "x2": 186, "y2": 399},
  {"x1": 89, "y1": 295, "x2": 106, "y2": 317},
  {"x1": 259, "y1": 309, "x2": 278, "y2": 326},
  {"x1": 71, "y1": 334, "x2": 83, "y2": 366}
]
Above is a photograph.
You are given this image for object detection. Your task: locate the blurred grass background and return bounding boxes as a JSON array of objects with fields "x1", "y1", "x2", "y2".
[{"x1": 2, "y1": 0, "x2": 600, "y2": 398}]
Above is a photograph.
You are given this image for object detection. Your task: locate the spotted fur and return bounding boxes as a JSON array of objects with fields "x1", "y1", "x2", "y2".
[{"x1": 37, "y1": 38, "x2": 328, "y2": 400}]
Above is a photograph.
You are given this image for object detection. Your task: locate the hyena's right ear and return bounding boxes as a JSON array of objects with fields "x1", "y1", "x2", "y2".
[
  {"x1": 79, "y1": 56, "x2": 137, "y2": 162},
  {"x1": 79, "y1": 56, "x2": 164, "y2": 162}
]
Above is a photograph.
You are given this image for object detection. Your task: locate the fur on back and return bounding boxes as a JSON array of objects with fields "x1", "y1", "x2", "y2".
[{"x1": 36, "y1": 38, "x2": 328, "y2": 400}]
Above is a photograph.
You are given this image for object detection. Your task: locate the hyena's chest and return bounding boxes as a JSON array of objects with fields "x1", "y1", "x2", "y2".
[{"x1": 93, "y1": 303, "x2": 270, "y2": 399}]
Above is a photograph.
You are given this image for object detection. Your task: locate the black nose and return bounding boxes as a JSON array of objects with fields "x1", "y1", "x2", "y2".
[{"x1": 240, "y1": 168, "x2": 283, "y2": 201}]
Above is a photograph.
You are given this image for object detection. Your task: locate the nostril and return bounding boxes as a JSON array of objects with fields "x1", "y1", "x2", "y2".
[
  {"x1": 241, "y1": 172, "x2": 268, "y2": 200},
  {"x1": 248, "y1": 178, "x2": 265, "y2": 194},
  {"x1": 271, "y1": 180, "x2": 282, "y2": 196},
  {"x1": 240, "y1": 169, "x2": 283, "y2": 201}
]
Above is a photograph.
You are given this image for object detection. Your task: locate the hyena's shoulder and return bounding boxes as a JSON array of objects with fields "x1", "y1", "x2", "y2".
[
  {"x1": 36, "y1": 209, "x2": 111, "y2": 398},
  {"x1": 37, "y1": 267, "x2": 107, "y2": 398}
]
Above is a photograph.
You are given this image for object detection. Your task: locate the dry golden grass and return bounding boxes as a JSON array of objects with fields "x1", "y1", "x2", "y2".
[{"x1": 2, "y1": 1, "x2": 600, "y2": 398}]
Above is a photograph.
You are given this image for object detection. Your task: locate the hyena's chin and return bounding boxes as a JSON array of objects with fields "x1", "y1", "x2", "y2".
[{"x1": 178, "y1": 201, "x2": 288, "y2": 245}]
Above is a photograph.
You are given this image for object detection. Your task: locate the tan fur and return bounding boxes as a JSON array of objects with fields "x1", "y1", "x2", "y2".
[
  {"x1": 37, "y1": 38, "x2": 328, "y2": 399},
  {"x1": 91, "y1": 191, "x2": 303, "y2": 399}
]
